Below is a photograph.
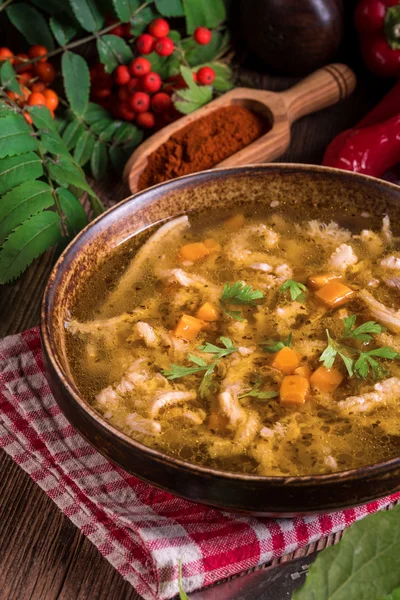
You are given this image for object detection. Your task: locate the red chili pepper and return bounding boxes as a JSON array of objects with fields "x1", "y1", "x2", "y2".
[
  {"x1": 323, "y1": 114, "x2": 400, "y2": 177},
  {"x1": 355, "y1": 0, "x2": 400, "y2": 77}
]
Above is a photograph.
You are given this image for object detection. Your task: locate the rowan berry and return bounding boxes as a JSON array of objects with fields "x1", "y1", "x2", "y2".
[
  {"x1": 114, "y1": 64, "x2": 130, "y2": 85},
  {"x1": 148, "y1": 18, "x2": 170, "y2": 38},
  {"x1": 122, "y1": 23, "x2": 131, "y2": 38},
  {"x1": 92, "y1": 86, "x2": 112, "y2": 99},
  {"x1": 197, "y1": 66, "x2": 215, "y2": 85},
  {"x1": 154, "y1": 36, "x2": 174, "y2": 56},
  {"x1": 17, "y1": 73, "x2": 32, "y2": 86},
  {"x1": 111, "y1": 23, "x2": 124, "y2": 37},
  {"x1": 130, "y1": 57, "x2": 151, "y2": 77},
  {"x1": 23, "y1": 111, "x2": 33, "y2": 125},
  {"x1": 193, "y1": 27, "x2": 212, "y2": 45},
  {"x1": 43, "y1": 89, "x2": 59, "y2": 111},
  {"x1": 35, "y1": 62, "x2": 56, "y2": 84},
  {"x1": 118, "y1": 102, "x2": 135, "y2": 120},
  {"x1": 0, "y1": 47, "x2": 14, "y2": 63},
  {"x1": 151, "y1": 92, "x2": 172, "y2": 113},
  {"x1": 142, "y1": 72, "x2": 161, "y2": 93},
  {"x1": 28, "y1": 92, "x2": 46, "y2": 106},
  {"x1": 136, "y1": 33, "x2": 155, "y2": 54},
  {"x1": 129, "y1": 91, "x2": 150, "y2": 113},
  {"x1": 31, "y1": 82, "x2": 46, "y2": 92},
  {"x1": 136, "y1": 111, "x2": 155, "y2": 128},
  {"x1": 126, "y1": 77, "x2": 141, "y2": 93},
  {"x1": 117, "y1": 84, "x2": 130, "y2": 102},
  {"x1": 28, "y1": 45, "x2": 48, "y2": 62},
  {"x1": 14, "y1": 53, "x2": 31, "y2": 73}
]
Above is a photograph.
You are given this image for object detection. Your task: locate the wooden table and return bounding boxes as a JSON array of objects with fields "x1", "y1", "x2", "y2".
[{"x1": 0, "y1": 68, "x2": 386, "y2": 600}]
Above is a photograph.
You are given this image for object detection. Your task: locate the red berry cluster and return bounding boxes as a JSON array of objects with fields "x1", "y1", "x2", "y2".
[
  {"x1": 135, "y1": 18, "x2": 174, "y2": 57},
  {"x1": 90, "y1": 57, "x2": 173, "y2": 128},
  {"x1": 0, "y1": 44, "x2": 58, "y2": 124},
  {"x1": 90, "y1": 18, "x2": 216, "y2": 130}
]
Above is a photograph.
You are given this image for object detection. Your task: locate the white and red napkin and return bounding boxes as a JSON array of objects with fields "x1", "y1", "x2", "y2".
[{"x1": 1, "y1": 327, "x2": 399, "y2": 600}]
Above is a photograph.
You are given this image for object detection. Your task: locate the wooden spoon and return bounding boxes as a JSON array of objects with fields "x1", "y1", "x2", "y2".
[{"x1": 123, "y1": 63, "x2": 356, "y2": 193}]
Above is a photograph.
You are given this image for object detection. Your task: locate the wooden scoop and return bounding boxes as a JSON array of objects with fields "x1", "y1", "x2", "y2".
[{"x1": 123, "y1": 63, "x2": 356, "y2": 193}]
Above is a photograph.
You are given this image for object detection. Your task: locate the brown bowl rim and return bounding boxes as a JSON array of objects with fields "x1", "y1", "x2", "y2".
[{"x1": 41, "y1": 163, "x2": 400, "y2": 486}]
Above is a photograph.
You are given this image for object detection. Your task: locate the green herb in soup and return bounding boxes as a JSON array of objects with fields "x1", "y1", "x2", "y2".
[{"x1": 66, "y1": 208, "x2": 400, "y2": 476}]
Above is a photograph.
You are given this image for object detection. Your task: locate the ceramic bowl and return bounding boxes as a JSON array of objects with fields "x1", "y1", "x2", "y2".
[{"x1": 41, "y1": 164, "x2": 400, "y2": 516}]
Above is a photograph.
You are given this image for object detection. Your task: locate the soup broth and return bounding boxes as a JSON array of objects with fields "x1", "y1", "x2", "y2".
[{"x1": 66, "y1": 205, "x2": 400, "y2": 476}]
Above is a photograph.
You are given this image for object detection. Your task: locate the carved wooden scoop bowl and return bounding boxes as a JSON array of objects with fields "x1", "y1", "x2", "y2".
[{"x1": 123, "y1": 63, "x2": 356, "y2": 193}]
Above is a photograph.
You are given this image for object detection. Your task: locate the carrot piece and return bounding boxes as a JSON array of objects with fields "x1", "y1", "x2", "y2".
[
  {"x1": 196, "y1": 302, "x2": 219, "y2": 322},
  {"x1": 308, "y1": 273, "x2": 343, "y2": 290},
  {"x1": 294, "y1": 364, "x2": 312, "y2": 379},
  {"x1": 314, "y1": 280, "x2": 354, "y2": 308},
  {"x1": 223, "y1": 213, "x2": 245, "y2": 231},
  {"x1": 271, "y1": 346, "x2": 299, "y2": 374},
  {"x1": 310, "y1": 366, "x2": 344, "y2": 393},
  {"x1": 174, "y1": 314, "x2": 204, "y2": 340},
  {"x1": 280, "y1": 375, "x2": 310, "y2": 406},
  {"x1": 203, "y1": 238, "x2": 221, "y2": 252},
  {"x1": 179, "y1": 242, "x2": 210, "y2": 262}
]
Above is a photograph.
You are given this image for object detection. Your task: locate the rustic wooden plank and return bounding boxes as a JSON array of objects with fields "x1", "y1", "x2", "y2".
[{"x1": 0, "y1": 69, "x2": 386, "y2": 600}]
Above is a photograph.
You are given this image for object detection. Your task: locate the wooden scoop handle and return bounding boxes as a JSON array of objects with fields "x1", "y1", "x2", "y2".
[{"x1": 280, "y1": 63, "x2": 356, "y2": 124}]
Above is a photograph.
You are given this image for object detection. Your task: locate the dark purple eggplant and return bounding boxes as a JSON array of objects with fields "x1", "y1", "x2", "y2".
[{"x1": 236, "y1": 0, "x2": 344, "y2": 76}]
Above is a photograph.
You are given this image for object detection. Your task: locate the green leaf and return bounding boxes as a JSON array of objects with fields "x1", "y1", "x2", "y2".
[
  {"x1": 129, "y1": 5, "x2": 157, "y2": 35},
  {"x1": 383, "y1": 589, "x2": 400, "y2": 600},
  {"x1": 45, "y1": 155, "x2": 91, "y2": 193},
  {"x1": 174, "y1": 83, "x2": 213, "y2": 114},
  {"x1": 62, "y1": 52, "x2": 90, "y2": 117},
  {"x1": 54, "y1": 116, "x2": 68, "y2": 136},
  {"x1": 40, "y1": 131, "x2": 70, "y2": 156},
  {"x1": 90, "y1": 118, "x2": 113, "y2": 135},
  {"x1": 185, "y1": 32, "x2": 230, "y2": 66},
  {"x1": 147, "y1": 51, "x2": 180, "y2": 80},
  {"x1": 98, "y1": 121, "x2": 121, "y2": 141},
  {"x1": 112, "y1": 122, "x2": 143, "y2": 147},
  {"x1": 68, "y1": 0, "x2": 104, "y2": 32},
  {"x1": 45, "y1": 155, "x2": 104, "y2": 215},
  {"x1": 293, "y1": 504, "x2": 400, "y2": 600},
  {"x1": 155, "y1": 0, "x2": 184, "y2": 16},
  {"x1": 31, "y1": 0, "x2": 66, "y2": 13},
  {"x1": 84, "y1": 102, "x2": 109, "y2": 124},
  {"x1": 50, "y1": 14, "x2": 78, "y2": 45},
  {"x1": 182, "y1": 0, "x2": 226, "y2": 34},
  {"x1": 6, "y1": 3, "x2": 54, "y2": 50},
  {"x1": 197, "y1": 62, "x2": 233, "y2": 91},
  {"x1": 109, "y1": 145, "x2": 129, "y2": 171},
  {"x1": 90, "y1": 141, "x2": 108, "y2": 179},
  {"x1": 0, "y1": 113, "x2": 38, "y2": 158},
  {"x1": 62, "y1": 120, "x2": 86, "y2": 150},
  {"x1": 261, "y1": 334, "x2": 292, "y2": 353},
  {"x1": 0, "y1": 103, "x2": 18, "y2": 118},
  {"x1": 0, "y1": 152, "x2": 43, "y2": 195},
  {"x1": 0, "y1": 181, "x2": 54, "y2": 245},
  {"x1": 279, "y1": 279, "x2": 307, "y2": 302},
  {"x1": 111, "y1": 0, "x2": 140, "y2": 22},
  {"x1": 0, "y1": 211, "x2": 61, "y2": 283},
  {"x1": 28, "y1": 105, "x2": 57, "y2": 131},
  {"x1": 73, "y1": 131, "x2": 95, "y2": 166},
  {"x1": 96, "y1": 34, "x2": 133, "y2": 73},
  {"x1": 0, "y1": 61, "x2": 21, "y2": 95},
  {"x1": 57, "y1": 188, "x2": 87, "y2": 237}
]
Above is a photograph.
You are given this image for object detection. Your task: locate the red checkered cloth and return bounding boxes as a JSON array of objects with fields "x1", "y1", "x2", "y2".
[{"x1": 1, "y1": 327, "x2": 399, "y2": 600}]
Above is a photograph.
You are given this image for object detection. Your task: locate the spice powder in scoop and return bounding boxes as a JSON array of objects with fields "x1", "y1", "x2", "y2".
[{"x1": 138, "y1": 105, "x2": 269, "y2": 190}]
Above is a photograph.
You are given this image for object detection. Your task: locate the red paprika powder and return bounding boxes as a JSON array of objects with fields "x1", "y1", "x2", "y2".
[{"x1": 138, "y1": 105, "x2": 269, "y2": 190}]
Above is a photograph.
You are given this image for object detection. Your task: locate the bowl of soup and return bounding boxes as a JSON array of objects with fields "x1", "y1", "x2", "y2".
[{"x1": 41, "y1": 164, "x2": 400, "y2": 515}]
